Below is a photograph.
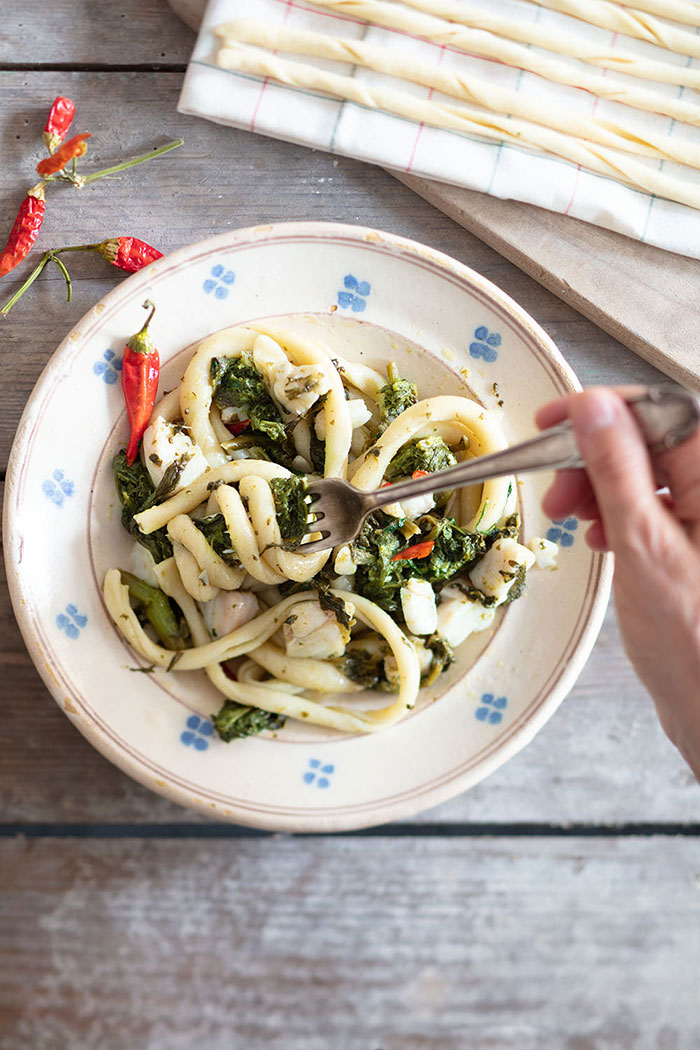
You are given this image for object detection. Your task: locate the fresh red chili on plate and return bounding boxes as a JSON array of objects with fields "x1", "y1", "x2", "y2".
[
  {"x1": 36, "y1": 132, "x2": 91, "y2": 177},
  {"x1": 122, "y1": 300, "x2": 160, "y2": 465},
  {"x1": 0, "y1": 183, "x2": 46, "y2": 278},
  {"x1": 391, "y1": 539, "x2": 435, "y2": 562},
  {"x1": 43, "y1": 96, "x2": 76, "y2": 153}
]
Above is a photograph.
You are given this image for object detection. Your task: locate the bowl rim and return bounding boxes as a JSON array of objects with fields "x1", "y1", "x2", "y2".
[{"x1": 3, "y1": 220, "x2": 612, "y2": 831}]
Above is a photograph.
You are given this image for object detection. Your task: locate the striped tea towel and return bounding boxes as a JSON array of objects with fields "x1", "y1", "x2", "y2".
[{"x1": 178, "y1": 0, "x2": 700, "y2": 259}]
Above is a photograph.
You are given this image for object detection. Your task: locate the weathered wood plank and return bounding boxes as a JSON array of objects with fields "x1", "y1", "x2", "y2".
[
  {"x1": 2, "y1": 837, "x2": 699, "y2": 1049},
  {"x1": 0, "y1": 72, "x2": 663, "y2": 470},
  {"x1": 2, "y1": 529, "x2": 696, "y2": 826},
  {"x1": 0, "y1": 0, "x2": 195, "y2": 66}
]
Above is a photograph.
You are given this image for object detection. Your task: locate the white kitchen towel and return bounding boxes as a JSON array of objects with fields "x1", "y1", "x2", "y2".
[{"x1": 178, "y1": 0, "x2": 700, "y2": 259}]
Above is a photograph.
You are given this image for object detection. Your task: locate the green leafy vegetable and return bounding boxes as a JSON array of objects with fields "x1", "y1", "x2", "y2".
[
  {"x1": 194, "y1": 514, "x2": 240, "y2": 565},
  {"x1": 336, "y1": 647, "x2": 384, "y2": 689},
  {"x1": 120, "y1": 571, "x2": 189, "y2": 649},
  {"x1": 501, "y1": 561, "x2": 528, "y2": 604},
  {"x1": 212, "y1": 699, "x2": 285, "y2": 741},
  {"x1": 422, "y1": 633, "x2": 455, "y2": 686},
  {"x1": 317, "y1": 586, "x2": 355, "y2": 632},
  {"x1": 270, "y1": 476, "x2": 308, "y2": 543},
  {"x1": 352, "y1": 512, "x2": 523, "y2": 611},
  {"x1": 210, "y1": 353, "x2": 287, "y2": 443},
  {"x1": 113, "y1": 450, "x2": 173, "y2": 564},
  {"x1": 352, "y1": 515, "x2": 406, "y2": 611},
  {"x1": 385, "y1": 436, "x2": 456, "y2": 481},
  {"x1": 377, "y1": 362, "x2": 417, "y2": 433},
  {"x1": 411, "y1": 516, "x2": 488, "y2": 583}
]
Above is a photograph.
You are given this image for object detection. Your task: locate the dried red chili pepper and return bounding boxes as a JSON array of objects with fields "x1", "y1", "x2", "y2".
[
  {"x1": 36, "y1": 132, "x2": 91, "y2": 177},
  {"x1": 122, "y1": 300, "x2": 160, "y2": 465},
  {"x1": 43, "y1": 97, "x2": 76, "y2": 153},
  {"x1": 391, "y1": 539, "x2": 435, "y2": 562},
  {"x1": 0, "y1": 183, "x2": 46, "y2": 279},
  {"x1": 94, "y1": 237, "x2": 163, "y2": 272}
]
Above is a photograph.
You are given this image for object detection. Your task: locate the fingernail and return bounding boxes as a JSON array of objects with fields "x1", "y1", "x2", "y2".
[{"x1": 573, "y1": 390, "x2": 619, "y2": 435}]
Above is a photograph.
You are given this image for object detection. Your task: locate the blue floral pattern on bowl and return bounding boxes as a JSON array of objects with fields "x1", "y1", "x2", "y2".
[
  {"x1": 337, "y1": 274, "x2": 370, "y2": 312},
  {"x1": 93, "y1": 349, "x2": 122, "y2": 384},
  {"x1": 303, "y1": 758, "x2": 335, "y2": 788},
  {"x1": 203, "y1": 265, "x2": 235, "y2": 299},
  {"x1": 547, "y1": 517, "x2": 578, "y2": 548},
  {"x1": 181, "y1": 714, "x2": 214, "y2": 750},
  {"x1": 56, "y1": 604, "x2": 87, "y2": 639},
  {"x1": 475, "y1": 693, "x2": 508, "y2": 724},
  {"x1": 42, "y1": 469, "x2": 74, "y2": 507},
  {"x1": 469, "y1": 325, "x2": 501, "y2": 362}
]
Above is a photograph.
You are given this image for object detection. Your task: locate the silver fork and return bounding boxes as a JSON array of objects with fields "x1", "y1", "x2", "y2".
[{"x1": 299, "y1": 385, "x2": 700, "y2": 554}]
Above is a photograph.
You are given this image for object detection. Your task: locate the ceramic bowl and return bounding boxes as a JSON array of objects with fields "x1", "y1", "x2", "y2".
[{"x1": 4, "y1": 222, "x2": 611, "y2": 831}]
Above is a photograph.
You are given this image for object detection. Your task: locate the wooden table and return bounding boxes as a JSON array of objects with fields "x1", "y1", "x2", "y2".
[{"x1": 2, "y1": 4, "x2": 699, "y2": 1047}]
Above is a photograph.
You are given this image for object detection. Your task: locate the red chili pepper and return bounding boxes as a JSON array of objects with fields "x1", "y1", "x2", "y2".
[
  {"x1": 43, "y1": 97, "x2": 76, "y2": 153},
  {"x1": 95, "y1": 237, "x2": 163, "y2": 273},
  {"x1": 391, "y1": 539, "x2": 435, "y2": 562},
  {"x1": 225, "y1": 419, "x2": 250, "y2": 436},
  {"x1": 0, "y1": 183, "x2": 46, "y2": 279},
  {"x1": 412, "y1": 470, "x2": 429, "y2": 479},
  {"x1": 122, "y1": 300, "x2": 160, "y2": 465},
  {"x1": 36, "y1": 133, "x2": 91, "y2": 177}
]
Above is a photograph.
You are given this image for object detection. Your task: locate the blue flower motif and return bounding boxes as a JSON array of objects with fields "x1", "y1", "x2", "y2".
[
  {"x1": 303, "y1": 757, "x2": 335, "y2": 789},
  {"x1": 203, "y1": 265, "x2": 235, "y2": 300},
  {"x1": 93, "y1": 348, "x2": 123, "y2": 385},
  {"x1": 337, "y1": 274, "x2": 371, "y2": 313},
  {"x1": 42, "y1": 469, "x2": 75, "y2": 508},
  {"x1": 56, "y1": 603, "x2": 88, "y2": 639},
  {"x1": 475, "y1": 693, "x2": 508, "y2": 725},
  {"x1": 180, "y1": 713, "x2": 214, "y2": 751},
  {"x1": 547, "y1": 517, "x2": 578, "y2": 548},
  {"x1": 469, "y1": 325, "x2": 501, "y2": 363}
]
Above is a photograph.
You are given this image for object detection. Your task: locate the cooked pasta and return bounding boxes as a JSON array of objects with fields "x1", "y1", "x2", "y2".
[{"x1": 104, "y1": 323, "x2": 548, "y2": 740}]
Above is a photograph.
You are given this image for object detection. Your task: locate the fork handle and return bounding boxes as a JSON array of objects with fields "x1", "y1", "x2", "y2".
[{"x1": 362, "y1": 385, "x2": 700, "y2": 512}]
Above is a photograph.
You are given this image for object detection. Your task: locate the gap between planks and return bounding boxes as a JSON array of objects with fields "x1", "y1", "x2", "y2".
[{"x1": 2, "y1": 822, "x2": 699, "y2": 838}]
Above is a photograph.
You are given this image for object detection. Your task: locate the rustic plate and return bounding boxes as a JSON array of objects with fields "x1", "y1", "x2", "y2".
[{"x1": 3, "y1": 221, "x2": 611, "y2": 831}]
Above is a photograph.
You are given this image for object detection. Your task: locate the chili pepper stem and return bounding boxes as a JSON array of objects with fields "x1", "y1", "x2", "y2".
[
  {"x1": 0, "y1": 253, "x2": 51, "y2": 317},
  {"x1": 81, "y1": 139, "x2": 184, "y2": 185},
  {"x1": 51, "y1": 253, "x2": 73, "y2": 303},
  {"x1": 0, "y1": 249, "x2": 75, "y2": 316}
]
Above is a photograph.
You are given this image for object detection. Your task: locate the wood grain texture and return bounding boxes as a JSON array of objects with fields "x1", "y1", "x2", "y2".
[
  {"x1": 0, "y1": 72, "x2": 664, "y2": 469},
  {"x1": 0, "y1": 0, "x2": 195, "y2": 66},
  {"x1": 2, "y1": 837, "x2": 699, "y2": 1050},
  {"x1": 3, "y1": 527, "x2": 696, "y2": 826},
  {"x1": 395, "y1": 175, "x2": 700, "y2": 392}
]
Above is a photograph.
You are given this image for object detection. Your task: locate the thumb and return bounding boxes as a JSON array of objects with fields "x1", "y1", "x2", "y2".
[{"x1": 569, "y1": 389, "x2": 659, "y2": 551}]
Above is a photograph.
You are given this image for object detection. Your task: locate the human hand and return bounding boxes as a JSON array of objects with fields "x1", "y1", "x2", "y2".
[{"x1": 537, "y1": 386, "x2": 700, "y2": 779}]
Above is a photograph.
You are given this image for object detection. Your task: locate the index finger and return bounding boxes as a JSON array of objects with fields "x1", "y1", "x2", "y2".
[{"x1": 535, "y1": 386, "x2": 648, "y2": 431}]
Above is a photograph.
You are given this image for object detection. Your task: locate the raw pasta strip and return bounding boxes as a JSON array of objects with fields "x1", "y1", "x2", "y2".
[
  {"x1": 216, "y1": 44, "x2": 700, "y2": 211},
  {"x1": 528, "y1": 0, "x2": 700, "y2": 47},
  {"x1": 297, "y1": 1, "x2": 700, "y2": 111},
  {"x1": 614, "y1": 0, "x2": 700, "y2": 24},
  {"x1": 396, "y1": 0, "x2": 700, "y2": 63},
  {"x1": 350, "y1": 395, "x2": 513, "y2": 532},
  {"x1": 218, "y1": 22, "x2": 700, "y2": 167}
]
